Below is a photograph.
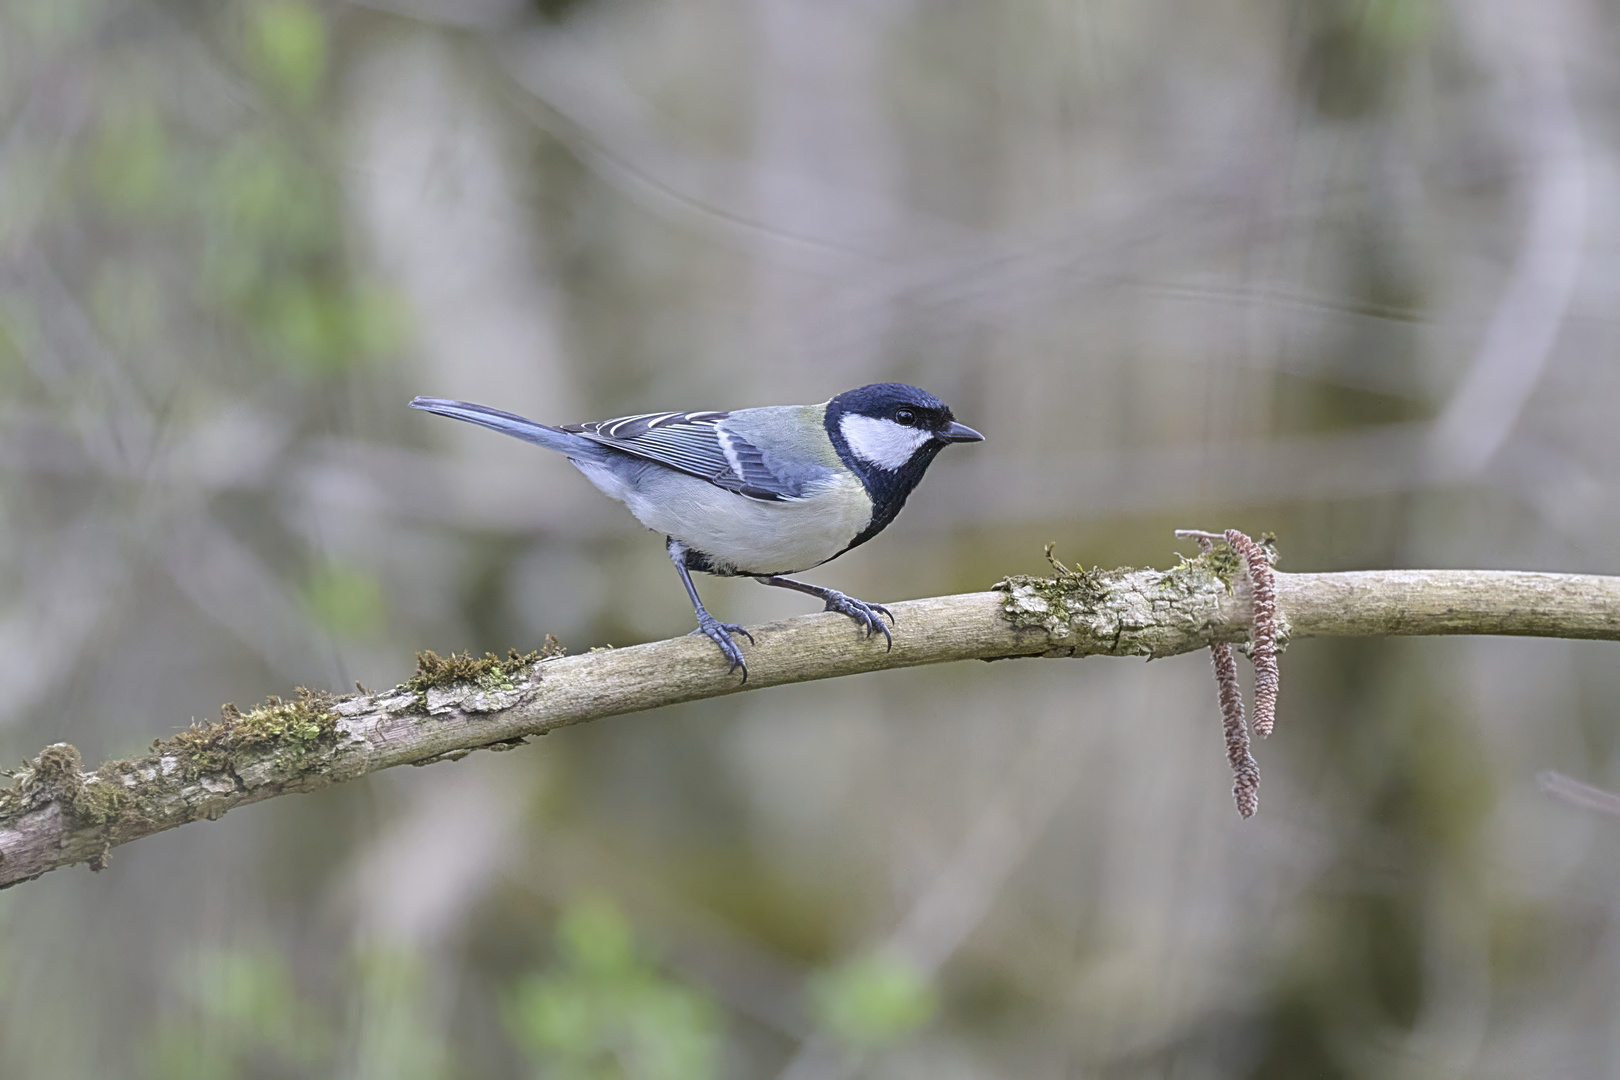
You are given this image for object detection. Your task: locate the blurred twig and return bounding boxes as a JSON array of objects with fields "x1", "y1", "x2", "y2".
[
  {"x1": 4, "y1": 563, "x2": 1620, "y2": 888},
  {"x1": 1537, "y1": 770, "x2": 1620, "y2": 817},
  {"x1": 777, "y1": 705, "x2": 1087, "y2": 1080},
  {"x1": 1430, "y1": 1, "x2": 1588, "y2": 480}
]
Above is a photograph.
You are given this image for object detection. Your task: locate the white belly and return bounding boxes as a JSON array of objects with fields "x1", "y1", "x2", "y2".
[{"x1": 571, "y1": 460, "x2": 871, "y2": 575}]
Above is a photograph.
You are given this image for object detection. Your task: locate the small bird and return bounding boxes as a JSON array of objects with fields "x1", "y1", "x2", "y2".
[{"x1": 410, "y1": 383, "x2": 983, "y2": 679}]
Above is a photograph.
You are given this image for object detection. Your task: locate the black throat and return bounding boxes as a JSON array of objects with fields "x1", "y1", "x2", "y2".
[{"x1": 824, "y1": 408, "x2": 947, "y2": 555}]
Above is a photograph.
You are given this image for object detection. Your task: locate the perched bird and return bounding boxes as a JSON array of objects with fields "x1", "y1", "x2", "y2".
[{"x1": 409, "y1": 383, "x2": 983, "y2": 679}]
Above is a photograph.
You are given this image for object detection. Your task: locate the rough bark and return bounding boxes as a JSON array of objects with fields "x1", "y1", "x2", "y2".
[{"x1": 4, "y1": 556, "x2": 1620, "y2": 889}]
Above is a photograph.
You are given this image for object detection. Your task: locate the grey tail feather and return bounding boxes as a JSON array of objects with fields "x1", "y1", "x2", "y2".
[{"x1": 409, "y1": 397, "x2": 587, "y2": 455}]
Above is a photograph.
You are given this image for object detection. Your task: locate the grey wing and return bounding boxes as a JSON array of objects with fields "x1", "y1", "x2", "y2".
[{"x1": 562, "y1": 411, "x2": 807, "y2": 501}]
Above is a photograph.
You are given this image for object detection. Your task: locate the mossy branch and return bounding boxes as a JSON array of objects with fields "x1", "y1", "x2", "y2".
[{"x1": 4, "y1": 555, "x2": 1620, "y2": 889}]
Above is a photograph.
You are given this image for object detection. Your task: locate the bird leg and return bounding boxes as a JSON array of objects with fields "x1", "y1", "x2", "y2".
[
  {"x1": 756, "y1": 575, "x2": 893, "y2": 650},
  {"x1": 668, "y1": 539, "x2": 753, "y2": 680}
]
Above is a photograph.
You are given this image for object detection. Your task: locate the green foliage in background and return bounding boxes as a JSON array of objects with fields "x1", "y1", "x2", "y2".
[
  {"x1": 251, "y1": 1, "x2": 327, "y2": 106},
  {"x1": 504, "y1": 897, "x2": 720, "y2": 1080},
  {"x1": 199, "y1": 128, "x2": 408, "y2": 375},
  {"x1": 810, "y1": 952, "x2": 937, "y2": 1051},
  {"x1": 140, "y1": 946, "x2": 459, "y2": 1080},
  {"x1": 303, "y1": 560, "x2": 388, "y2": 638},
  {"x1": 133, "y1": 912, "x2": 718, "y2": 1080},
  {"x1": 145, "y1": 949, "x2": 331, "y2": 1080},
  {"x1": 52, "y1": 0, "x2": 411, "y2": 379},
  {"x1": 348, "y1": 949, "x2": 451, "y2": 1080},
  {"x1": 90, "y1": 104, "x2": 171, "y2": 216},
  {"x1": 1293, "y1": 0, "x2": 1437, "y2": 118},
  {"x1": 1352, "y1": 0, "x2": 1437, "y2": 48}
]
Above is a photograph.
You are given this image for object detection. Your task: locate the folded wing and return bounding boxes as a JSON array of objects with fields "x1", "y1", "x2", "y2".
[{"x1": 563, "y1": 411, "x2": 809, "y2": 501}]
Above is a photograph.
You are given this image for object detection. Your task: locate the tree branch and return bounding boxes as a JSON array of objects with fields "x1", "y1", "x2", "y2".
[{"x1": 4, "y1": 555, "x2": 1620, "y2": 889}]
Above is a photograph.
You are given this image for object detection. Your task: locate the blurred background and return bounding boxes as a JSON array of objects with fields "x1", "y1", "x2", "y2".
[{"x1": 3, "y1": 0, "x2": 1620, "y2": 1075}]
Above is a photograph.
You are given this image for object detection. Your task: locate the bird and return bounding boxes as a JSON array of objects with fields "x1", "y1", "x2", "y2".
[{"x1": 409, "y1": 383, "x2": 983, "y2": 680}]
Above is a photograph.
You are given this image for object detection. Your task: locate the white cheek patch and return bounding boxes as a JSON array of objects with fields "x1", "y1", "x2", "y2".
[{"x1": 840, "y1": 414, "x2": 932, "y2": 471}]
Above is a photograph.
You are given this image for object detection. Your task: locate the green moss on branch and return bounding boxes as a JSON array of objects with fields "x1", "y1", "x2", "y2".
[
  {"x1": 160, "y1": 689, "x2": 341, "y2": 780},
  {"x1": 404, "y1": 637, "x2": 563, "y2": 695}
]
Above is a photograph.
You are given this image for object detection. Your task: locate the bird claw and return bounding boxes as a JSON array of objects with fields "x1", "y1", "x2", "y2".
[
  {"x1": 821, "y1": 592, "x2": 895, "y2": 651},
  {"x1": 693, "y1": 613, "x2": 753, "y2": 681}
]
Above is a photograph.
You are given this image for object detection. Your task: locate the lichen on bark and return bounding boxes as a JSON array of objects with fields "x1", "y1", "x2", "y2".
[{"x1": 994, "y1": 549, "x2": 1247, "y2": 659}]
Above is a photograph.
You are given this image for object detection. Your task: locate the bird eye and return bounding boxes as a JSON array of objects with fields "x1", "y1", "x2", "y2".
[{"x1": 894, "y1": 408, "x2": 917, "y2": 426}]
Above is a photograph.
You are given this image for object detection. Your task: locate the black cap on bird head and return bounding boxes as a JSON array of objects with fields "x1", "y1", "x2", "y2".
[{"x1": 823, "y1": 382, "x2": 983, "y2": 551}]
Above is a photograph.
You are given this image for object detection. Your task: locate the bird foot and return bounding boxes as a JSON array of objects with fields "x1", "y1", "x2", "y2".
[
  {"x1": 691, "y1": 612, "x2": 754, "y2": 681},
  {"x1": 820, "y1": 591, "x2": 894, "y2": 650}
]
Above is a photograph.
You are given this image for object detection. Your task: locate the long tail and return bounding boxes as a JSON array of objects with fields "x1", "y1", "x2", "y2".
[{"x1": 409, "y1": 397, "x2": 592, "y2": 455}]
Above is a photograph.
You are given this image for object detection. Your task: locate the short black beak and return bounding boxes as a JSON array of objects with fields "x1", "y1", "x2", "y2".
[{"x1": 940, "y1": 421, "x2": 984, "y2": 443}]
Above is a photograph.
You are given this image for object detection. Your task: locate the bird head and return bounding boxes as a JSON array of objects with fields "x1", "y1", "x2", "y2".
[
  {"x1": 824, "y1": 383, "x2": 982, "y2": 532},
  {"x1": 826, "y1": 383, "x2": 982, "y2": 473}
]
